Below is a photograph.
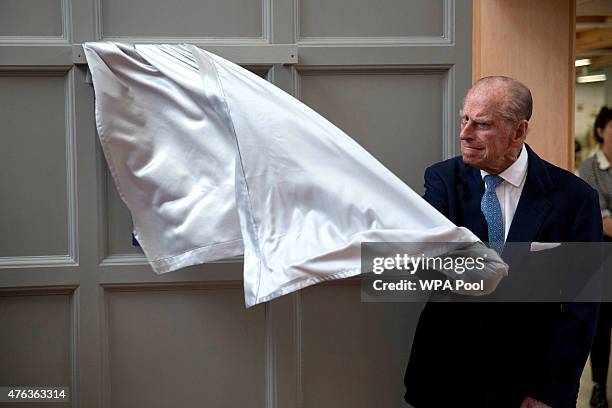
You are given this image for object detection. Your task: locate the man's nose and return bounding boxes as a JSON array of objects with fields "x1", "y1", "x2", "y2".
[{"x1": 460, "y1": 123, "x2": 472, "y2": 140}]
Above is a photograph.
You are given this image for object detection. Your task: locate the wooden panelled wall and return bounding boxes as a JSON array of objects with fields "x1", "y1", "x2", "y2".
[{"x1": 473, "y1": 0, "x2": 576, "y2": 170}]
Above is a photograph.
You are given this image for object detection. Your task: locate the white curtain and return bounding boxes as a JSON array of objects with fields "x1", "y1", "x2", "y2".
[{"x1": 84, "y1": 42, "x2": 507, "y2": 307}]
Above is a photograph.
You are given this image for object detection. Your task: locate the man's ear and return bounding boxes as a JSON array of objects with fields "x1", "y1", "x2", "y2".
[{"x1": 515, "y1": 120, "x2": 528, "y2": 143}]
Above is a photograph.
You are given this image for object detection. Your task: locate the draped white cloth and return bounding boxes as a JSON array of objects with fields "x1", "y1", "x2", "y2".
[{"x1": 83, "y1": 42, "x2": 507, "y2": 307}]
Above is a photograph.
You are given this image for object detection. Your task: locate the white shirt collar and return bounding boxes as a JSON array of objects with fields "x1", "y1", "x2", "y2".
[
  {"x1": 480, "y1": 144, "x2": 528, "y2": 187},
  {"x1": 596, "y1": 148, "x2": 611, "y2": 170}
]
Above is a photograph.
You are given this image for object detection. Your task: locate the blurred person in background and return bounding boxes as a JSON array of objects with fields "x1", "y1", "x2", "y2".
[{"x1": 578, "y1": 106, "x2": 612, "y2": 408}]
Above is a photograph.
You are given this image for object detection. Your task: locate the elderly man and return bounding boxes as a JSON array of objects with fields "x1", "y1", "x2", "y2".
[{"x1": 404, "y1": 77, "x2": 602, "y2": 408}]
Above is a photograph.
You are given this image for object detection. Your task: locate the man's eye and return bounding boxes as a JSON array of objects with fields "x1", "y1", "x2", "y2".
[{"x1": 475, "y1": 122, "x2": 489, "y2": 129}]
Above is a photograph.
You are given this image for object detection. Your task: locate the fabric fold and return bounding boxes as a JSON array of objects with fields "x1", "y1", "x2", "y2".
[{"x1": 84, "y1": 42, "x2": 508, "y2": 307}]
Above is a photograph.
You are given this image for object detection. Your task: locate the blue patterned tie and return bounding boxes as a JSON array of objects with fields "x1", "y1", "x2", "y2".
[{"x1": 481, "y1": 175, "x2": 505, "y2": 255}]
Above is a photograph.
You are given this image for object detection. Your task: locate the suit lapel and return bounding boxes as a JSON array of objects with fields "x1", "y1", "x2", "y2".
[
  {"x1": 498, "y1": 145, "x2": 554, "y2": 280},
  {"x1": 505, "y1": 145, "x2": 554, "y2": 243}
]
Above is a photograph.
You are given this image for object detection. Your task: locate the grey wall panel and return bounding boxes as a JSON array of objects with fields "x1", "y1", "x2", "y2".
[
  {"x1": 0, "y1": 75, "x2": 69, "y2": 257},
  {"x1": 106, "y1": 288, "x2": 266, "y2": 408},
  {"x1": 298, "y1": 0, "x2": 444, "y2": 40},
  {"x1": 100, "y1": 0, "x2": 264, "y2": 39},
  {"x1": 0, "y1": 294, "x2": 71, "y2": 386},
  {"x1": 298, "y1": 70, "x2": 444, "y2": 193},
  {"x1": 105, "y1": 167, "x2": 141, "y2": 256},
  {"x1": 300, "y1": 285, "x2": 421, "y2": 408},
  {"x1": 0, "y1": 0, "x2": 63, "y2": 38},
  {"x1": 0, "y1": 1, "x2": 472, "y2": 407}
]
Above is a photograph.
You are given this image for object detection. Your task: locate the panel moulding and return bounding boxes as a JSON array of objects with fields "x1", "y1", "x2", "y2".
[
  {"x1": 294, "y1": 0, "x2": 453, "y2": 46},
  {"x1": 94, "y1": 0, "x2": 272, "y2": 44},
  {"x1": 0, "y1": 67, "x2": 77, "y2": 269},
  {"x1": 0, "y1": 0, "x2": 71, "y2": 44},
  {"x1": 294, "y1": 65, "x2": 456, "y2": 162}
]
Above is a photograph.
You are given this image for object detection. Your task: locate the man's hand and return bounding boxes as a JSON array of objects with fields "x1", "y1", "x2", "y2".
[{"x1": 520, "y1": 396, "x2": 551, "y2": 408}]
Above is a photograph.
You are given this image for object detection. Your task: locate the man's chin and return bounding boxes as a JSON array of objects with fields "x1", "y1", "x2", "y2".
[{"x1": 461, "y1": 154, "x2": 480, "y2": 166}]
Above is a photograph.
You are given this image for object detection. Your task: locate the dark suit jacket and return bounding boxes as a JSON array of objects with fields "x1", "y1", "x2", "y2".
[{"x1": 404, "y1": 145, "x2": 603, "y2": 408}]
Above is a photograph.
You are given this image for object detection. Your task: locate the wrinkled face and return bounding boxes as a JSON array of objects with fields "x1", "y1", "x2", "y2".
[{"x1": 459, "y1": 86, "x2": 525, "y2": 174}]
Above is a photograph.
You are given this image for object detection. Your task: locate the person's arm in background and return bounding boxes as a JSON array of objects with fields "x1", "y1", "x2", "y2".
[
  {"x1": 578, "y1": 159, "x2": 612, "y2": 237},
  {"x1": 603, "y1": 217, "x2": 612, "y2": 237}
]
